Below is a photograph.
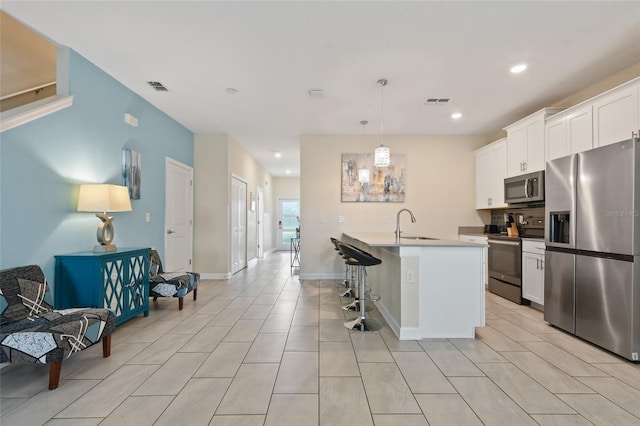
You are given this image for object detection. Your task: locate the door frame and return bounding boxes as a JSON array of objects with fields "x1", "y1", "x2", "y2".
[
  {"x1": 164, "y1": 157, "x2": 194, "y2": 272},
  {"x1": 231, "y1": 174, "x2": 248, "y2": 274},
  {"x1": 277, "y1": 197, "x2": 300, "y2": 251},
  {"x1": 257, "y1": 186, "x2": 264, "y2": 258}
]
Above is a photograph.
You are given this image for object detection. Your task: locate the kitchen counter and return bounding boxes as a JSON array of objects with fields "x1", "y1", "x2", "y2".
[
  {"x1": 344, "y1": 232, "x2": 488, "y2": 248},
  {"x1": 342, "y1": 232, "x2": 485, "y2": 339}
]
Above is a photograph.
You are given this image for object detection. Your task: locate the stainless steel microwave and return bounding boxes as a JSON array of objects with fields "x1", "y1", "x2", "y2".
[{"x1": 504, "y1": 170, "x2": 544, "y2": 204}]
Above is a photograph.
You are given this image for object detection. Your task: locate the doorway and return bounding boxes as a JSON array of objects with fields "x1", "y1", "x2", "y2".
[
  {"x1": 231, "y1": 176, "x2": 247, "y2": 274},
  {"x1": 257, "y1": 187, "x2": 264, "y2": 258},
  {"x1": 164, "y1": 158, "x2": 193, "y2": 272},
  {"x1": 277, "y1": 198, "x2": 300, "y2": 251}
]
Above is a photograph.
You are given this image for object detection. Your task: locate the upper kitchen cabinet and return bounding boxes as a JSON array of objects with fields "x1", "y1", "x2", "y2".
[
  {"x1": 475, "y1": 138, "x2": 508, "y2": 209},
  {"x1": 505, "y1": 108, "x2": 564, "y2": 177},
  {"x1": 592, "y1": 79, "x2": 639, "y2": 147},
  {"x1": 545, "y1": 105, "x2": 593, "y2": 161}
]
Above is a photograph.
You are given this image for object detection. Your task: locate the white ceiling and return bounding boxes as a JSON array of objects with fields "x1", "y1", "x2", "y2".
[{"x1": 3, "y1": 1, "x2": 640, "y2": 176}]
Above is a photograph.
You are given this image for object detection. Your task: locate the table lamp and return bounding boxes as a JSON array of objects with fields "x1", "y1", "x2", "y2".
[{"x1": 77, "y1": 184, "x2": 132, "y2": 252}]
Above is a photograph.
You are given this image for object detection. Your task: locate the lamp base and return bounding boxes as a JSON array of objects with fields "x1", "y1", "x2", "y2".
[{"x1": 93, "y1": 244, "x2": 117, "y2": 253}]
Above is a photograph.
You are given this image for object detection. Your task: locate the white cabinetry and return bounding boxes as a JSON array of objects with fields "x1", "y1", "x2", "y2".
[
  {"x1": 474, "y1": 138, "x2": 508, "y2": 209},
  {"x1": 459, "y1": 234, "x2": 488, "y2": 287},
  {"x1": 545, "y1": 78, "x2": 639, "y2": 161},
  {"x1": 593, "y1": 81, "x2": 639, "y2": 147},
  {"x1": 545, "y1": 106, "x2": 593, "y2": 161},
  {"x1": 522, "y1": 240, "x2": 545, "y2": 305},
  {"x1": 505, "y1": 108, "x2": 564, "y2": 177}
]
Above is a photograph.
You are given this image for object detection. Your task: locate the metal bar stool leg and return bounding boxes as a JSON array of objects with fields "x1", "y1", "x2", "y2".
[
  {"x1": 338, "y1": 263, "x2": 354, "y2": 297},
  {"x1": 344, "y1": 264, "x2": 367, "y2": 330},
  {"x1": 341, "y1": 264, "x2": 360, "y2": 311}
]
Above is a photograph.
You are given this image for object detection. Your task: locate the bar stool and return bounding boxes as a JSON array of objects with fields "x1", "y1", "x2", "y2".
[
  {"x1": 330, "y1": 237, "x2": 355, "y2": 298},
  {"x1": 336, "y1": 242, "x2": 382, "y2": 331}
]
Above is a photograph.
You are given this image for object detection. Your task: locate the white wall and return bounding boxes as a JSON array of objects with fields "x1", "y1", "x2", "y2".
[
  {"x1": 194, "y1": 133, "x2": 274, "y2": 277},
  {"x1": 228, "y1": 136, "x2": 274, "y2": 262},
  {"x1": 300, "y1": 134, "x2": 488, "y2": 278},
  {"x1": 194, "y1": 134, "x2": 229, "y2": 275}
]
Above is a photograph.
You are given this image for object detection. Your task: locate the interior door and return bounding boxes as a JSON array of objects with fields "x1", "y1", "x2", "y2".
[
  {"x1": 231, "y1": 176, "x2": 247, "y2": 274},
  {"x1": 277, "y1": 198, "x2": 300, "y2": 251},
  {"x1": 257, "y1": 187, "x2": 264, "y2": 258},
  {"x1": 164, "y1": 158, "x2": 193, "y2": 272}
]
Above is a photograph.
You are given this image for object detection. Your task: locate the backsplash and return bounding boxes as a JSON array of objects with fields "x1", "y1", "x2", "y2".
[{"x1": 490, "y1": 206, "x2": 545, "y2": 237}]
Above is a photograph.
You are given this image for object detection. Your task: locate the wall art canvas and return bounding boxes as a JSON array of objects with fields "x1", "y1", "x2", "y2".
[
  {"x1": 122, "y1": 148, "x2": 141, "y2": 199},
  {"x1": 341, "y1": 153, "x2": 406, "y2": 202}
]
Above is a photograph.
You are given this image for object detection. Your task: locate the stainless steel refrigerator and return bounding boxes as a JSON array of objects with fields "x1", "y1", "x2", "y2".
[{"x1": 545, "y1": 136, "x2": 639, "y2": 361}]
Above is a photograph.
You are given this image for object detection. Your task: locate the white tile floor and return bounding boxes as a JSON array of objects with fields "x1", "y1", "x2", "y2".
[{"x1": 2, "y1": 251, "x2": 640, "y2": 425}]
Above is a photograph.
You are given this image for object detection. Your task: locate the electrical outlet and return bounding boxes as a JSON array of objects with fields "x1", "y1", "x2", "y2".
[
  {"x1": 406, "y1": 269, "x2": 416, "y2": 284},
  {"x1": 382, "y1": 215, "x2": 388, "y2": 224},
  {"x1": 319, "y1": 215, "x2": 326, "y2": 223},
  {"x1": 337, "y1": 215, "x2": 345, "y2": 223}
]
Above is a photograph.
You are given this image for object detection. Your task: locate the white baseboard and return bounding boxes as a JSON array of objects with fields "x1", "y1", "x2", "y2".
[
  {"x1": 200, "y1": 272, "x2": 232, "y2": 280},
  {"x1": 264, "y1": 248, "x2": 276, "y2": 256},
  {"x1": 375, "y1": 300, "x2": 421, "y2": 340},
  {"x1": 375, "y1": 300, "x2": 400, "y2": 336},
  {"x1": 299, "y1": 273, "x2": 343, "y2": 280},
  {"x1": 399, "y1": 327, "x2": 422, "y2": 340},
  {"x1": 247, "y1": 258, "x2": 258, "y2": 267}
]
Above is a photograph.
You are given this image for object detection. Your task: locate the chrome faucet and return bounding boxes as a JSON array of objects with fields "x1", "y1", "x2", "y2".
[{"x1": 395, "y1": 208, "x2": 416, "y2": 242}]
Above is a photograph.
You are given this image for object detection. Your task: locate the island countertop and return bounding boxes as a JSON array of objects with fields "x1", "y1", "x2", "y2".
[
  {"x1": 342, "y1": 232, "x2": 486, "y2": 339},
  {"x1": 343, "y1": 232, "x2": 488, "y2": 248}
]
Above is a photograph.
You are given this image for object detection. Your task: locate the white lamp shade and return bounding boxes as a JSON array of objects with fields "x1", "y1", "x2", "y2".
[
  {"x1": 374, "y1": 145, "x2": 390, "y2": 167},
  {"x1": 77, "y1": 184, "x2": 132, "y2": 212}
]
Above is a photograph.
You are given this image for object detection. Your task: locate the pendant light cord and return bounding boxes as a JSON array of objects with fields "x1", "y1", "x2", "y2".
[
  {"x1": 379, "y1": 80, "x2": 385, "y2": 145},
  {"x1": 377, "y1": 79, "x2": 388, "y2": 146}
]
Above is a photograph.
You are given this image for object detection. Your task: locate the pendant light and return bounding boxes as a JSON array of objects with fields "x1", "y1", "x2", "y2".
[{"x1": 374, "y1": 78, "x2": 390, "y2": 167}]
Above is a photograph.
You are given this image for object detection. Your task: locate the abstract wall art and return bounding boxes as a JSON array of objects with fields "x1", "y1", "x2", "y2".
[{"x1": 341, "y1": 153, "x2": 406, "y2": 202}]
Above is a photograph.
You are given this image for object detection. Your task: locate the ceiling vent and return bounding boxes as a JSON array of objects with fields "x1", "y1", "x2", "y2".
[
  {"x1": 147, "y1": 81, "x2": 168, "y2": 92},
  {"x1": 425, "y1": 98, "x2": 450, "y2": 105}
]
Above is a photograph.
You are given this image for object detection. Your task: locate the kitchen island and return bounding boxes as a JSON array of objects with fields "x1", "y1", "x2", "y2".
[{"x1": 342, "y1": 232, "x2": 486, "y2": 339}]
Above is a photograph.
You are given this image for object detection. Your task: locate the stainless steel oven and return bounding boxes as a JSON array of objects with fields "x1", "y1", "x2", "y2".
[{"x1": 488, "y1": 236, "x2": 524, "y2": 304}]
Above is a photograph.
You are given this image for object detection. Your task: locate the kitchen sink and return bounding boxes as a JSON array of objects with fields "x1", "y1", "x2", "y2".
[{"x1": 400, "y1": 236, "x2": 439, "y2": 240}]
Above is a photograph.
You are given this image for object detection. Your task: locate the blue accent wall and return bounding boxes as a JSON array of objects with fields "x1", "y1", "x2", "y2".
[{"x1": 0, "y1": 50, "x2": 194, "y2": 301}]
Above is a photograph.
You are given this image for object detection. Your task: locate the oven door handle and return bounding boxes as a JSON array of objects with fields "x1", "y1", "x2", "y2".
[{"x1": 488, "y1": 240, "x2": 521, "y2": 246}]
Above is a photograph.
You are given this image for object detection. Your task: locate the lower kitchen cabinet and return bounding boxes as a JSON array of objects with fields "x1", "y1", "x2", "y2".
[
  {"x1": 522, "y1": 240, "x2": 545, "y2": 305},
  {"x1": 459, "y1": 234, "x2": 488, "y2": 287},
  {"x1": 55, "y1": 247, "x2": 150, "y2": 326}
]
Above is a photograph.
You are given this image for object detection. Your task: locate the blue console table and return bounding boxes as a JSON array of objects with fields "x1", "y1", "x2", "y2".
[{"x1": 55, "y1": 247, "x2": 150, "y2": 326}]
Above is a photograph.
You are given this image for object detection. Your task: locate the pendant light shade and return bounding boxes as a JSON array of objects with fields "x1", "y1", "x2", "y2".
[
  {"x1": 375, "y1": 78, "x2": 390, "y2": 167},
  {"x1": 374, "y1": 145, "x2": 390, "y2": 167}
]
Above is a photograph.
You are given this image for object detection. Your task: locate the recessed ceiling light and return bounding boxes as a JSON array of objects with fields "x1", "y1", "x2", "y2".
[
  {"x1": 285, "y1": 170, "x2": 291, "y2": 174},
  {"x1": 451, "y1": 112, "x2": 463, "y2": 119},
  {"x1": 225, "y1": 87, "x2": 239, "y2": 94},
  {"x1": 510, "y1": 64, "x2": 527, "y2": 74},
  {"x1": 274, "y1": 152, "x2": 282, "y2": 158}
]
